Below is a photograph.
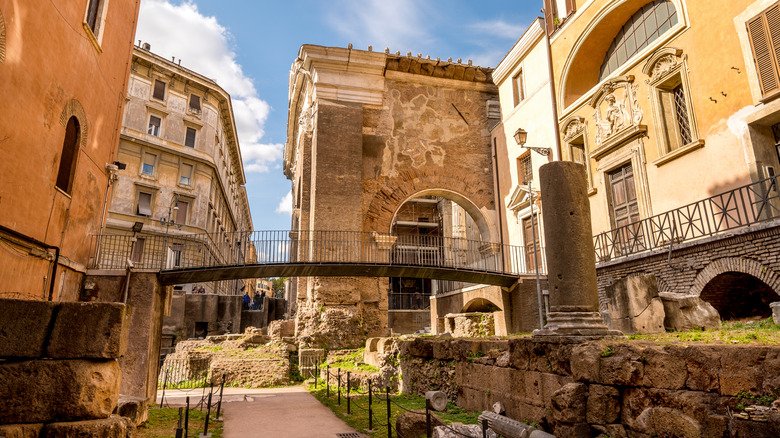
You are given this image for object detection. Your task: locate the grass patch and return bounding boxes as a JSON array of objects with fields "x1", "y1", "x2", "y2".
[
  {"x1": 328, "y1": 349, "x2": 379, "y2": 373},
  {"x1": 307, "y1": 383, "x2": 479, "y2": 437},
  {"x1": 625, "y1": 318, "x2": 780, "y2": 345},
  {"x1": 136, "y1": 407, "x2": 223, "y2": 438}
]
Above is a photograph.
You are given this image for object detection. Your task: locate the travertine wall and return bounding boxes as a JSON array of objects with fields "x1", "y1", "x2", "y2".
[{"x1": 399, "y1": 337, "x2": 780, "y2": 437}]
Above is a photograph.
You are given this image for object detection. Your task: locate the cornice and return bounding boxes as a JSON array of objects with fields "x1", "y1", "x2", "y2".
[{"x1": 493, "y1": 18, "x2": 545, "y2": 85}]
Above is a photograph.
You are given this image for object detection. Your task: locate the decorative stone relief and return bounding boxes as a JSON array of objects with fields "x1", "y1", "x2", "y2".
[
  {"x1": 562, "y1": 116, "x2": 586, "y2": 142},
  {"x1": 590, "y1": 77, "x2": 643, "y2": 148},
  {"x1": 649, "y1": 54, "x2": 678, "y2": 82},
  {"x1": 59, "y1": 99, "x2": 88, "y2": 148},
  {"x1": 298, "y1": 99, "x2": 314, "y2": 135},
  {"x1": 642, "y1": 47, "x2": 684, "y2": 84}
]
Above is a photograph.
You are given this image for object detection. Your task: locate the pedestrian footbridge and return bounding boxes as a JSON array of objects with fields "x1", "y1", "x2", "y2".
[{"x1": 90, "y1": 230, "x2": 538, "y2": 287}]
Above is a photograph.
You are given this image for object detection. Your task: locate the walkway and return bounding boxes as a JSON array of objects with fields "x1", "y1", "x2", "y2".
[{"x1": 219, "y1": 386, "x2": 360, "y2": 438}]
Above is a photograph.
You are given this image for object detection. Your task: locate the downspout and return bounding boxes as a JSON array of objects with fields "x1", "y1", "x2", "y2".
[
  {"x1": 491, "y1": 134, "x2": 506, "y2": 271},
  {"x1": 541, "y1": 14, "x2": 563, "y2": 160}
]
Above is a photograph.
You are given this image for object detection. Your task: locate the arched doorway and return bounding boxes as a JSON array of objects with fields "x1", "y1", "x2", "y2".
[{"x1": 700, "y1": 272, "x2": 778, "y2": 320}]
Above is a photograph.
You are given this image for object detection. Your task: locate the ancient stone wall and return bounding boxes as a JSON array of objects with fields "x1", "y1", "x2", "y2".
[
  {"x1": 596, "y1": 221, "x2": 780, "y2": 313},
  {"x1": 399, "y1": 337, "x2": 780, "y2": 437},
  {"x1": 0, "y1": 298, "x2": 135, "y2": 436}
]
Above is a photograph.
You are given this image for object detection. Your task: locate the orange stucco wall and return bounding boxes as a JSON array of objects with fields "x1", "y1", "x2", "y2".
[{"x1": 0, "y1": 0, "x2": 140, "y2": 299}]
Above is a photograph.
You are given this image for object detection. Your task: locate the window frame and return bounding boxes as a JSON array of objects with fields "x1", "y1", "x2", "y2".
[
  {"x1": 141, "y1": 151, "x2": 157, "y2": 177},
  {"x1": 516, "y1": 151, "x2": 533, "y2": 185},
  {"x1": 147, "y1": 114, "x2": 162, "y2": 137},
  {"x1": 179, "y1": 162, "x2": 194, "y2": 187},
  {"x1": 152, "y1": 79, "x2": 167, "y2": 102},
  {"x1": 521, "y1": 213, "x2": 542, "y2": 272},
  {"x1": 188, "y1": 94, "x2": 202, "y2": 114},
  {"x1": 55, "y1": 116, "x2": 81, "y2": 195},
  {"x1": 747, "y1": 2, "x2": 780, "y2": 101},
  {"x1": 184, "y1": 126, "x2": 197, "y2": 148},
  {"x1": 82, "y1": 0, "x2": 109, "y2": 50},
  {"x1": 512, "y1": 69, "x2": 525, "y2": 107},
  {"x1": 136, "y1": 191, "x2": 153, "y2": 217}
]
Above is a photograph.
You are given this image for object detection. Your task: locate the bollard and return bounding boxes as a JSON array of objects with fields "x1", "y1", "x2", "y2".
[
  {"x1": 185, "y1": 396, "x2": 190, "y2": 437},
  {"x1": 175, "y1": 407, "x2": 183, "y2": 438},
  {"x1": 425, "y1": 398, "x2": 432, "y2": 438},
  {"x1": 337, "y1": 368, "x2": 341, "y2": 405},
  {"x1": 386, "y1": 387, "x2": 392, "y2": 438},
  {"x1": 326, "y1": 365, "x2": 330, "y2": 397},
  {"x1": 159, "y1": 369, "x2": 169, "y2": 408},
  {"x1": 482, "y1": 418, "x2": 488, "y2": 438},
  {"x1": 315, "y1": 363, "x2": 319, "y2": 389},
  {"x1": 215, "y1": 376, "x2": 225, "y2": 421},
  {"x1": 203, "y1": 391, "x2": 213, "y2": 436},
  {"x1": 368, "y1": 380, "x2": 373, "y2": 431},
  {"x1": 347, "y1": 371, "x2": 351, "y2": 415}
]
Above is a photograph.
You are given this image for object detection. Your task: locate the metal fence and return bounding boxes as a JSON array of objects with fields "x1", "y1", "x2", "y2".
[
  {"x1": 90, "y1": 230, "x2": 539, "y2": 277},
  {"x1": 594, "y1": 175, "x2": 780, "y2": 262},
  {"x1": 158, "y1": 357, "x2": 211, "y2": 390}
]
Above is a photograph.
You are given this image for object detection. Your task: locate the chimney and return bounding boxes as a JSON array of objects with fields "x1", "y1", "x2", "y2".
[{"x1": 142, "y1": 42, "x2": 151, "y2": 51}]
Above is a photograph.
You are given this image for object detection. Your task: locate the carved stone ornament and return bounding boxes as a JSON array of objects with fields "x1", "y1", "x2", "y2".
[
  {"x1": 562, "y1": 116, "x2": 585, "y2": 142},
  {"x1": 649, "y1": 54, "x2": 678, "y2": 82},
  {"x1": 590, "y1": 77, "x2": 643, "y2": 148},
  {"x1": 642, "y1": 47, "x2": 684, "y2": 84},
  {"x1": 298, "y1": 100, "x2": 314, "y2": 135}
]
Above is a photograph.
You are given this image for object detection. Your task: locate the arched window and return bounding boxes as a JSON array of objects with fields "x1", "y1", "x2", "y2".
[
  {"x1": 599, "y1": 0, "x2": 679, "y2": 81},
  {"x1": 56, "y1": 117, "x2": 80, "y2": 194}
]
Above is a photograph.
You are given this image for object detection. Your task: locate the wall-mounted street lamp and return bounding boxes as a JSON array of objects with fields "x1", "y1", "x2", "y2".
[{"x1": 514, "y1": 128, "x2": 552, "y2": 156}]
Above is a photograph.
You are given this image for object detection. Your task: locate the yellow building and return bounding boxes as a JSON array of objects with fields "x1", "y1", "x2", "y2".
[{"x1": 102, "y1": 44, "x2": 252, "y2": 296}]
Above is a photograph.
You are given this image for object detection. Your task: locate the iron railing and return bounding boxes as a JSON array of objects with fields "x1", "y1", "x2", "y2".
[
  {"x1": 158, "y1": 357, "x2": 211, "y2": 389},
  {"x1": 90, "y1": 230, "x2": 540, "y2": 277},
  {"x1": 594, "y1": 175, "x2": 780, "y2": 262}
]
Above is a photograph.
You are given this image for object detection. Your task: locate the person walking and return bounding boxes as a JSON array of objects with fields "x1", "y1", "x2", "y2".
[
  {"x1": 259, "y1": 290, "x2": 266, "y2": 311},
  {"x1": 253, "y1": 291, "x2": 261, "y2": 310},
  {"x1": 243, "y1": 291, "x2": 250, "y2": 310}
]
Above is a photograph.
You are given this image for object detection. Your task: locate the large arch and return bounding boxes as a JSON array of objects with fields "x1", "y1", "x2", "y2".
[
  {"x1": 462, "y1": 297, "x2": 501, "y2": 313},
  {"x1": 558, "y1": 0, "x2": 689, "y2": 110},
  {"x1": 689, "y1": 257, "x2": 780, "y2": 297}
]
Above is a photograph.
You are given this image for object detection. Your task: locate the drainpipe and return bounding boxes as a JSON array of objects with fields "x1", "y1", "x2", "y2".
[
  {"x1": 540, "y1": 14, "x2": 563, "y2": 160},
  {"x1": 491, "y1": 135, "x2": 506, "y2": 271}
]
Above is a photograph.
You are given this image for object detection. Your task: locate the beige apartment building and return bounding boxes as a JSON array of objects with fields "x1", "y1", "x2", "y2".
[{"x1": 103, "y1": 44, "x2": 253, "y2": 297}]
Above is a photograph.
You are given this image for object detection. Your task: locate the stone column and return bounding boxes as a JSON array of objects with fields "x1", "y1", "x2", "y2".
[{"x1": 533, "y1": 161, "x2": 621, "y2": 338}]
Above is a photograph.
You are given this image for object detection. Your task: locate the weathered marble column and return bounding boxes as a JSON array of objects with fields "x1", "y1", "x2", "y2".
[{"x1": 533, "y1": 161, "x2": 621, "y2": 338}]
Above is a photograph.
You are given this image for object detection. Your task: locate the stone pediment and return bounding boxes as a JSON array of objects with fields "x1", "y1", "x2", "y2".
[{"x1": 506, "y1": 185, "x2": 532, "y2": 212}]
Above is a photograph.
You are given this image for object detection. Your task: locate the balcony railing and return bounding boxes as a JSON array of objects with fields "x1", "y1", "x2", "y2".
[{"x1": 594, "y1": 175, "x2": 780, "y2": 262}]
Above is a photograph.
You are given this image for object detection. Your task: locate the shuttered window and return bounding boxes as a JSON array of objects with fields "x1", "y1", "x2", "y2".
[
  {"x1": 522, "y1": 214, "x2": 542, "y2": 271},
  {"x1": 152, "y1": 80, "x2": 166, "y2": 101},
  {"x1": 176, "y1": 201, "x2": 188, "y2": 225},
  {"x1": 137, "y1": 192, "x2": 152, "y2": 216},
  {"x1": 189, "y1": 94, "x2": 201, "y2": 112},
  {"x1": 185, "y1": 127, "x2": 197, "y2": 147},
  {"x1": 747, "y1": 3, "x2": 780, "y2": 99},
  {"x1": 608, "y1": 164, "x2": 640, "y2": 229}
]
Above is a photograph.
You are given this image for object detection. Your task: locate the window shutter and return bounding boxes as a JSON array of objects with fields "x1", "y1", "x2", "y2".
[
  {"x1": 138, "y1": 193, "x2": 152, "y2": 216},
  {"x1": 176, "y1": 201, "x2": 188, "y2": 225},
  {"x1": 748, "y1": 7, "x2": 780, "y2": 97},
  {"x1": 565, "y1": 0, "x2": 576, "y2": 16},
  {"x1": 543, "y1": 0, "x2": 555, "y2": 34},
  {"x1": 153, "y1": 80, "x2": 166, "y2": 100}
]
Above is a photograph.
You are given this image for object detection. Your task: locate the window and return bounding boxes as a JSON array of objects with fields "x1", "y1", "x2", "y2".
[
  {"x1": 599, "y1": 0, "x2": 678, "y2": 81},
  {"x1": 85, "y1": 0, "x2": 103, "y2": 34},
  {"x1": 655, "y1": 82, "x2": 692, "y2": 151},
  {"x1": 176, "y1": 200, "x2": 189, "y2": 225},
  {"x1": 512, "y1": 70, "x2": 525, "y2": 106},
  {"x1": 56, "y1": 117, "x2": 80, "y2": 194},
  {"x1": 185, "y1": 127, "x2": 197, "y2": 147},
  {"x1": 171, "y1": 244, "x2": 183, "y2": 268},
  {"x1": 189, "y1": 94, "x2": 201, "y2": 112},
  {"x1": 748, "y1": 3, "x2": 780, "y2": 99},
  {"x1": 544, "y1": 0, "x2": 576, "y2": 33},
  {"x1": 142, "y1": 153, "x2": 156, "y2": 176},
  {"x1": 180, "y1": 163, "x2": 193, "y2": 186},
  {"x1": 137, "y1": 192, "x2": 152, "y2": 216},
  {"x1": 152, "y1": 80, "x2": 166, "y2": 101},
  {"x1": 517, "y1": 152, "x2": 533, "y2": 185},
  {"x1": 131, "y1": 237, "x2": 145, "y2": 263},
  {"x1": 522, "y1": 214, "x2": 542, "y2": 271},
  {"x1": 570, "y1": 142, "x2": 586, "y2": 165},
  {"x1": 148, "y1": 115, "x2": 161, "y2": 136},
  {"x1": 607, "y1": 164, "x2": 640, "y2": 229}
]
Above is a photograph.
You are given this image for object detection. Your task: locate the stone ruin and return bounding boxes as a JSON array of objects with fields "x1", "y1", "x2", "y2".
[{"x1": 0, "y1": 298, "x2": 138, "y2": 437}]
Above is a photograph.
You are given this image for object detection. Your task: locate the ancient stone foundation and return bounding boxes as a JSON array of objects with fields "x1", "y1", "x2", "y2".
[
  {"x1": 398, "y1": 337, "x2": 780, "y2": 437},
  {"x1": 0, "y1": 298, "x2": 134, "y2": 436}
]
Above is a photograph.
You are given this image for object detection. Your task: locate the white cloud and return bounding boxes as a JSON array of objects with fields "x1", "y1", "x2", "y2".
[
  {"x1": 136, "y1": 0, "x2": 278, "y2": 173},
  {"x1": 275, "y1": 191, "x2": 293, "y2": 215},
  {"x1": 468, "y1": 20, "x2": 527, "y2": 40},
  {"x1": 326, "y1": 0, "x2": 433, "y2": 54}
]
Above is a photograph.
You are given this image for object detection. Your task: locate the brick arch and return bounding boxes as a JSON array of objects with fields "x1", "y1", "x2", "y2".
[
  {"x1": 364, "y1": 167, "x2": 497, "y2": 242},
  {"x1": 59, "y1": 99, "x2": 88, "y2": 148},
  {"x1": 462, "y1": 297, "x2": 502, "y2": 313},
  {"x1": 1, "y1": 9, "x2": 6, "y2": 63},
  {"x1": 689, "y1": 257, "x2": 780, "y2": 297}
]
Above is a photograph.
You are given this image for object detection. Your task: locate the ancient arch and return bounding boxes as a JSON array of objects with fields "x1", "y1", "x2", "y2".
[
  {"x1": 365, "y1": 167, "x2": 498, "y2": 243},
  {"x1": 462, "y1": 297, "x2": 501, "y2": 313},
  {"x1": 558, "y1": 0, "x2": 688, "y2": 109},
  {"x1": 691, "y1": 257, "x2": 780, "y2": 320},
  {"x1": 0, "y1": 9, "x2": 6, "y2": 64},
  {"x1": 59, "y1": 99, "x2": 88, "y2": 148}
]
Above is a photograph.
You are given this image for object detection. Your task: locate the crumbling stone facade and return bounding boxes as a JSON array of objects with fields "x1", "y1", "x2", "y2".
[{"x1": 284, "y1": 46, "x2": 499, "y2": 348}]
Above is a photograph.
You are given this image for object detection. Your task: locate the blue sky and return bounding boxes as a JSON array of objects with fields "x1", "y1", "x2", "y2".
[{"x1": 136, "y1": 0, "x2": 540, "y2": 231}]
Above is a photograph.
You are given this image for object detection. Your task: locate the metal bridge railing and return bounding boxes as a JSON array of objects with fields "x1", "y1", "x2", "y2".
[
  {"x1": 90, "y1": 230, "x2": 539, "y2": 277},
  {"x1": 594, "y1": 175, "x2": 780, "y2": 262}
]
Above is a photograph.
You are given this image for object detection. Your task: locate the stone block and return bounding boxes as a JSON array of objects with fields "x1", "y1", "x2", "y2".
[
  {"x1": 42, "y1": 415, "x2": 129, "y2": 438},
  {"x1": 660, "y1": 294, "x2": 720, "y2": 331},
  {"x1": 0, "y1": 424, "x2": 44, "y2": 438},
  {"x1": 46, "y1": 302, "x2": 129, "y2": 359},
  {"x1": 682, "y1": 346, "x2": 721, "y2": 392},
  {"x1": 597, "y1": 344, "x2": 644, "y2": 386},
  {"x1": 587, "y1": 384, "x2": 620, "y2": 424},
  {"x1": 115, "y1": 395, "x2": 148, "y2": 426},
  {"x1": 719, "y1": 346, "x2": 766, "y2": 396},
  {"x1": 642, "y1": 346, "x2": 687, "y2": 390},
  {"x1": 570, "y1": 343, "x2": 601, "y2": 382},
  {"x1": 0, "y1": 298, "x2": 56, "y2": 358},
  {"x1": 551, "y1": 382, "x2": 587, "y2": 424},
  {"x1": 633, "y1": 407, "x2": 703, "y2": 438},
  {"x1": 771, "y1": 301, "x2": 780, "y2": 324},
  {"x1": 605, "y1": 275, "x2": 665, "y2": 334},
  {"x1": 0, "y1": 359, "x2": 121, "y2": 424}
]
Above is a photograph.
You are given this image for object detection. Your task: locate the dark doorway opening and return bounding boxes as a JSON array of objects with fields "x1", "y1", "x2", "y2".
[
  {"x1": 700, "y1": 272, "x2": 778, "y2": 320},
  {"x1": 194, "y1": 321, "x2": 208, "y2": 339}
]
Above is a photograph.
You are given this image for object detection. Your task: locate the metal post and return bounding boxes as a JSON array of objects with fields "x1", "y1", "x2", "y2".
[
  {"x1": 337, "y1": 368, "x2": 341, "y2": 405},
  {"x1": 326, "y1": 365, "x2": 330, "y2": 397},
  {"x1": 159, "y1": 369, "x2": 169, "y2": 408},
  {"x1": 425, "y1": 398, "x2": 432, "y2": 438},
  {"x1": 185, "y1": 396, "x2": 190, "y2": 437},
  {"x1": 175, "y1": 407, "x2": 183, "y2": 438},
  {"x1": 215, "y1": 376, "x2": 225, "y2": 421},
  {"x1": 386, "y1": 387, "x2": 392, "y2": 438},
  {"x1": 529, "y1": 181, "x2": 545, "y2": 329},
  {"x1": 203, "y1": 391, "x2": 212, "y2": 436},
  {"x1": 368, "y1": 380, "x2": 373, "y2": 430},
  {"x1": 347, "y1": 371, "x2": 351, "y2": 415},
  {"x1": 482, "y1": 418, "x2": 488, "y2": 438},
  {"x1": 315, "y1": 363, "x2": 318, "y2": 389}
]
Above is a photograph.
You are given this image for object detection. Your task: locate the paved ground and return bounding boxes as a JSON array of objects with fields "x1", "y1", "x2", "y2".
[{"x1": 158, "y1": 386, "x2": 360, "y2": 437}]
